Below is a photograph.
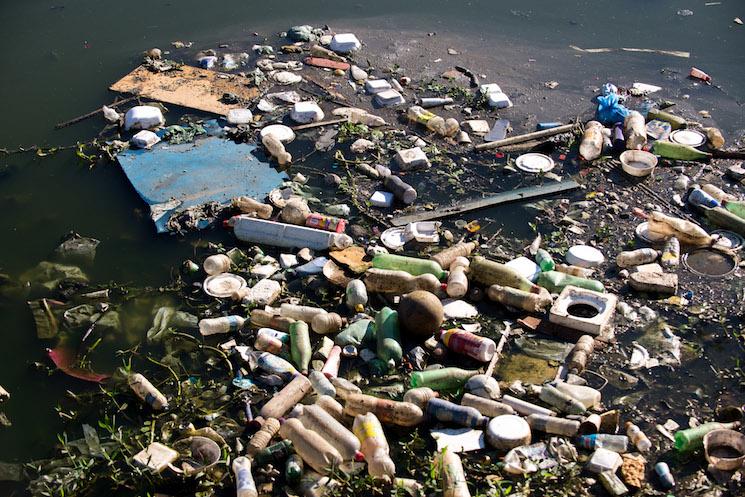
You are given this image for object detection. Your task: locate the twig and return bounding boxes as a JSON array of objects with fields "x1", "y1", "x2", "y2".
[
  {"x1": 145, "y1": 355, "x2": 182, "y2": 397},
  {"x1": 201, "y1": 344, "x2": 234, "y2": 374},
  {"x1": 54, "y1": 95, "x2": 138, "y2": 130},
  {"x1": 292, "y1": 118, "x2": 348, "y2": 131}
]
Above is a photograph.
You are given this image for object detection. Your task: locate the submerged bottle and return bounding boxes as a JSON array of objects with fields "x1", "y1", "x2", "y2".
[
  {"x1": 579, "y1": 121, "x2": 604, "y2": 161},
  {"x1": 435, "y1": 447, "x2": 470, "y2": 497},
  {"x1": 431, "y1": 242, "x2": 477, "y2": 269},
  {"x1": 674, "y1": 421, "x2": 740, "y2": 452},
  {"x1": 279, "y1": 418, "x2": 342, "y2": 474},
  {"x1": 537, "y1": 271, "x2": 604, "y2": 294},
  {"x1": 353, "y1": 413, "x2": 396, "y2": 481},
  {"x1": 487, "y1": 284, "x2": 553, "y2": 312},
  {"x1": 535, "y1": 249, "x2": 555, "y2": 272},
  {"x1": 410, "y1": 368, "x2": 479, "y2": 391},
  {"x1": 246, "y1": 417, "x2": 281, "y2": 456},
  {"x1": 203, "y1": 254, "x2": 232, "y2": 275},
  {"x1": 426, "y1": 398, "x2": 488, "y2": 429},
  {"x1": 233, "y1": 456, "x2": 258, "y2": 497},
  {"x1": 128, "y1": 373, "x2": 168, "y2": 410},
  {"x1": 199, "y1": 316, "x2": 246, "y2": 336},
  {"x1": 259, "y1": 374, "x2": 312, "y2": 419},
  {"x1": 343, "y1": 393, "x2": 425, "y2": 427},
  {"x1": 364, "y1": 268, "x2": 442, "y2": 294},
  {"x1": 625, "y1": 421, "x2": 652, "y2": 453},
  {"x1": 371, "y1": 254, "x2": 447, "y2": 280},
  {"x1": 439, "y1": 329, "x2": 496, "y2": 362},
  {"x1": 553, "y1": 381, "x2": 601, "y2": 409},
  {"x1": 292, "y1": 404, "x2": 361, "y2": 461},
  {"x1": 375, "y1": 307, "x2": 402, "y2": 366}
]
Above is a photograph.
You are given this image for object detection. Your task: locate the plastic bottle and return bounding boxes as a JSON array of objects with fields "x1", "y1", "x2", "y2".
[
  {"x1": 431, "y1": 242, "x2": 477, "y2": 269},
  {"x1": 203, "y1": 254, "x2": 232, "y2": 275},
  {"x1": 470, "y1": 257, "x2": 544, "y2": 294},
  {"x1": 343, "y1": 393, "x2": 424, "y2": 427},
  {"x1": 292, "y1": 404, "x2": 361, "y2": 461},
  {"x1": 281, "y1": 304, "x2": 328, "y2": 322},
  {"x1": 330, "y1": 376, "x2": 361, "y2": 399},
  {"x1": 701, "y1": 205, "x2": 745, "y2": 235},
  {"x1": 384, "y1": 175, "x2": 417, "y2": 205},
  {"x1": 439, "y1": 329, "x2": 496, "y2": 362},
  {"x1": 723, "y1": 199, "x2": 745, "y2": 220},
  {"x1": 279, "y1": 418, "x2": 342, "y2": 474},
  {"x1": 409, "y1": 368, "x2": 478, "y2": 391},
  {"x1": 538, "y1": 384, "x2": 586, "y2": 415},
  {"x1": 577, "y1": 434, "x2": 629, "y2": 453},
  {"x1": 624, "y1": 111, "x2": 647, "y2": 150},
  {"x1": 406, "y1": 106, "x2": 460, "y2": 138},
  {"x1": 655, "y1": 462, "x2": 675, "y2": 489},
  {"x1": 702, "y1": 184, "x2": 737, "y2": 203},
  {"x1": 246, "y1": 417, "x2": 281, "y2": 456},
  {"x1": 616, "y1": 248, "x2": 659, "y2": 268},
  {"x1": 553, "y1": 381, "x2": 601, "y2": 409},
  {"x1": 527, "y1": 414, "x2": 580, "y2": 437},
  {"x1": 689, "y1": 188, "x2": 720, "y2": 209},
  {"x1": 446, "y1": 257, "x2": 469, "y2": 298},
  {"x1": 305, "y1": 213, "x2": 347, "y2": 233},
  {"x1": 647, "y1": 108, "x2": 687, "y2": 130},
  {"x1": 426, "y1": 398, "x2": 488, "y2": 428},
  {"x1": 258, "y1": 328, "x2": 290, "y2": 343},
  {"x1": 289, "y1": 321, "x2": 312, "y2": 374},
  {"x1": 487, "y1": 284, "x2": 553, "y2": 312},
  {"x1": 335, "y1": 319, "x2": 374, "y2": 347},
  {"x1": 537, "y1": 271, "x2": 604, "y2": 294},
  {"x1": 435, "y1": 447, "x2": 470, "y2": 497},
  {"x1": 353, "y1": 413, "x2": 396, "y2": 481},
  {"x1": 232, "y1": 196, "x2": 273, "y2": 219},
  {"x1": 535, "y1": 249, "x2": 555, "y2": 272},
  {"x1": 660, "y1": 237, "x2": 680, "y2": 269},
  {"x1": 316, "y1": 395, "x2": 345, "y2": 421},
  {"x1": 260, "y1": 374, "x2": 312, "y2": 419},
  {"x1": 554, "y1": 263, "x2": 594, "y2": 278},
  {"x1": 226, "y1": 216, "x2": 353, "y2": 251},
  {"x1": 309, "y1": 371, "x2": 336, "y2": 397},
  {"x1": 128, "y1": 373, "x2": 168, "y2": 410},
  {"x1": 199, "y1": 316, "x2": 246, "y2": 336},
  {"x1": 372, "y1": 254, "x2": 447, "y2": 280},
  {"x1": 568, "y1": 335, "x2": 595, "y2": 374},
  {"x1": 611, "y1": 122, "x2": 625, "y2": 155},
  {"x1": 345, "y1": 280, "x2": 368, "y2": 311},
  {"x1": 364, "y1": 268, "x2": 442, "y2": 294},
  {"x1": 579, "y1": 121, "x2": 604, "y2": 161},
  {"x1": 321, "y1": 345, "x2": 342, "y2": 378},
  {"x1": 253, "y1": 351, "x2": 298, "y2": 377},
  {"x1": 285, "y1": 454, "x2": 304, "y2": 486},
  {"x1": 460, "y1": 393, "x2": 515, "y2": 417},
  {"x1": 674, "y1": 421, "x2": 740, "y2": 452},
  {"x1": 254, "y1": 332, "x2": 287, "y2": 355},
  {"x1": 403, "y1": 387, "x2": 439, "y2": 409},
  {"x1": 652, "y1": 141, "x2": 711, "y2": 161},
  {"x1": 233, "y1": 456, "x2": 258, "y2": 497},
  {"x1": 250, "y1": 309, "x2": 294, "y2": 332},
  {"x1": 262, "y1": 134, "x2": 292, "y2": 166},
  {"x1": 625, "y1": 422, "x2": 651, "y2": 453},
  {"x1": 375, "y1": 307, "x2": 402, "y2": 366},
  {"x1": 501, "y1": 395, "x2": 555, "y2": 417},
  {"x1": 254, "y1": 440, "x2": 293, "y2": 466},
  {"x1": 311, "y1": 313, "x2": 344, "y2": 335}
]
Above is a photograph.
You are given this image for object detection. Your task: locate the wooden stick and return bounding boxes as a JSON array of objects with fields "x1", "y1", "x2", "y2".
[
  {"x1": 474, "y1": 123, "x2": 578, "y2": 151},
  {"x1": 54, "y1": 95, "x2": 138, "y2": 130},
  {"x1": 291, "y1": 118, "x2": 348, "y2": 131}
]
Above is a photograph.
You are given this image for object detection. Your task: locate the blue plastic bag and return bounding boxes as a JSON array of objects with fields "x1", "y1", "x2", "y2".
[{"x1": 596, "y1": 93, "x2": 629, "y2": 125}]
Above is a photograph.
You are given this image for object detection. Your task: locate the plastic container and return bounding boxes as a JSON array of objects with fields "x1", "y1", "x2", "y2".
[
  {"x1": 289, "y1": 321, "x2": 312, "y2": 374},
  {"x1": 577, "y1": 434, "x2": 629, "y2": 453},
  {"x1": 439, "y1": 329, "x2": 496, "y2": 362},
  {"x1": 353, "y1": 413, "x2": 396, "y2": 481},
  {"x1": 689, "y1": 188, "x2": 720, "y2": 209},
  {"x1": 321, "y1": 345, "x2": 342, "y2": 378},
  {"x1": 435, "y1": 447, "x2": 470, "y2": 497},
  {"x1": 364, "y1": 268, "x2": 441, "y2": 294},
  {"x1": 486, "y1": 415, "x2": 532, "y2": 451},
  {"x1": 527, "y1": 414, "x2": 580, "y2": 437},
  {"x1": 250, "y1": 309, "x2": 294, "y2": 332},
  {"x1": 566, "y1": 245, "x2": 605, "y2": 268},
  {"x1": 586, "y1": 447, "x2": 623, "y2": 474},
  {"x1": 620, "y1": 150, "x2": 657, "y2": 177},
  {"x1": 616, "y1": 248, "x2": 659, "y2": 268},
  {"x1": 655, "y1": 462, "x2": 675, "y2": 489},
  {"x1": 292, "y1": 404, "x2": 361, "y2": 461},
  {"x1": 247, "y1": 417, "x2": 281, "y2": 456},
  {"x1": 487, "y1": 284, "x2": 553, "y2": 312},
  {"x1": 305, "y1": 213, "x2": 347, "y2": 233},
  {"x1": 599, "y1": 471, "x2": 628, "y2": 497},
  {"x1": 625, "y1": 422, "x2": 652, "y2": 453},
  {"x1": 281, "y1": 303, "x2": 328, "y2": 322},
  {"x1": 199, "y1": 315, "x2": 246, "y2": 336},
  {"x1": 648, "y1": 108, "x2": 687, "y2": 129},
  {"x1": 233, "y1": 457, "x2": 258, "y2": 497},
  {"x1": 124, "y1": 106, "x2": 165, "y2": 131},
  {"x1": 227, "y1": 216, "x2": 352, "y2": 251},
  {"x1": 309, "y1": 371, "x2": 336, "y2": 397},
  {"x1": 501, "y1": 395, "x2": 555, "y2": 417},
  {"x1": 316, "y1": 395, "x2": 345, "y2": 422},
  {"x1": 579, "y1": 121, "x2": 604, "y2": 160},
  {"x1": 426, "y1": 398, "x2": 488, "y2": 429},
  {"x1": 375, "y1": 307, "x2": 402, "y2": 366},
  {"x1": 345, "y1": 280, "x2": 368, "y2": 311},
  {"x1": 259, "y1": 375, "x2": 312, "y2": 419},
  {"x1": 253, "y1": 351, "x2": 298, "y2": 377},
  {"x1": 343, "y1": 393, "x2": 424, "y2": 427},
  {"x1": 537, "y1": 271, "x2": 604, "y2": 294},
  {"x1": 624, "y1": 111, "x2": 647, "y2": 150},
  {"x1": 460, "y1": 393, "x2": 514, "y2": 417},
  {"x1": 402, "y1": 387, "x2": 438, "y2": 409},
  {"x1": 409, "y1": 368, "x2": 478, "y2": 391},
  {"x1": 131, "y1": 130, "x2": 160, "y2": 149},
  {"x1": 384, "y1": 175, "x2": 417, "y2": 205},
  {"x1": 539, "y1": 384, "x2": 586, "y2": 415},
  {"x1": 703, "y1": 184, "x2": 737, "y2": 203},
  {"x1": 128, "y1": 373, "x2": 168, "y2": 410},
  {"x1": 703, "y1": 429, "x2": 745, "y2": 471},
  {"x1": 330, "y1": 33, "x2": 361, "y2": 53},
  {"x1": 254, "y1": 439, "x2": 293, "y2": 466},
  {"x1": 554, "y1": 263, "x2": 594, "y2": 278},
  {"x1": 446, "y1": 257, "x2": 469, "y2": 298},
  {"x1": 280, "y1": 418, "x2": 342, "y2": 474},
  {"x1": 464, "y1": 375, "x2": 501, "y2": 400},
  {"x1": 372, "y1": 254, "x2": 446, "y2": 280}
]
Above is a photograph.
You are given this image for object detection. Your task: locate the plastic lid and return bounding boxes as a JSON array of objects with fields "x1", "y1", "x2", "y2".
[
  {"x1": 486, "y1": 415, "x2": 531, "y2": 450},
  {"x1": 565, "y1": 245, "x2": 605, "y2": 268},
  {"x1": 260, "y1": 124, "x2": 296, "y2": 143},
  {"x1": 670, "y1": 129, "x2": 706, "y2": 147},
  {"x1": 515, "y1": 153, "x2": 555, "y2": 173},
  {"x1": 380, "y1": 227, "x2": 411, "y2": 250},
  {"x1": 203, "y1": 273, "x2": 247, "y2": 298}
]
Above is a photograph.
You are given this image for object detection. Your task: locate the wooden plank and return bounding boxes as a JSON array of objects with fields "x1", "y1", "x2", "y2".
[
  {"x1": 109, "y1": 65, "x2": 260, "y2": 116},
  {"x1": 474, "y1": 123, "x2": 578, "y2": 151},
  {"x1": 390, "y1": 180, "x2": 580, "y2": 226}
]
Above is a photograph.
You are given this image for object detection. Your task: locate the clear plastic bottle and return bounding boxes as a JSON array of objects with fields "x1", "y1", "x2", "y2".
[
  {"x1": 262, "y1": 134, "x2": 292, "y2": 166},
  {"x1": 426, "y1": 398, "x2": 488, "y2": 429},
  {"x1": 364, "y1": 268, "x2": 442, "y2": 294},
  {"x1": 232, "y1": 196, "x2": 273, "y2": 219},
  {"x1": 527, "y1": 414, "x2": 580, "y2": 437},
  {"x1": 486, "y1": 284, "x2": 553, "y2": 312},
  {"x1": 330, "y1": 376, "x2": 361, "y2": 399},
  {"x1": 289, "y1": 321, "x2": 312, "y2": 374},
  {"x1": 199, "y1": 316, "x2": 246, "y2": 336},
  {"x1": 233, "y1": 456, "x2": 258, "y2": 497},
  {"x1": 315, "y1": 395, "x2": 345, "y2": 421},
  {"x1": 305, "y1": 213, "x2": 347, "y2": 233},
  {"x1": 625, "y1": 421, "x2": 651, "y2": 452},
  {"x1": 279, "y1": 418, "x2": 342, "y2": 474},
  {"x1": 308, "y1": 370, "x2": 336, "y2": 397},
  {"x1": 402, "y1": 387, "x2": 439, "y2": 409},
  {"x1": 253, "y1": 351, "x2": 298, "y2": 377},
  {"x1": 535, "y1": 249, "x2": 555, "y2": 272},
  {"x1": 674, "y1": 421, "x2": 740, "y2": 452},
  {"x1": 259, "y1": 374, "x2": 312, "y2": 419},
  {"x1": 470, "y1": 257, "x2": 542, "y2": 293},
  {"x1": 577, "y1": 434, "x2": 629, "y2": 453},
  {"x1": 280, "y1": 303, "x2": 328, "y2": 322},
  {"x1": 431, "y1": 242, "x2": 477, "y2": 269},
  {"x1": 384, "y1": 175, "x2": 417, "y2": 205},
  {"x1": 553, "y1": 382, "x2": 601, "y2": 409},
  {"x1": 343, "y1": 393, "x2": 424, "y2": 427},
  {"x1": 435, "y1": 447, "x2": 470, "y2": 497},
  {"x1": 616, "y1": 248, "x2": 659, "y2": 268},
  {"x1": 371, "y1": 254, "x2": 446, "y2": 280},
  {"x1": 439, "y1": 329, "x2": 496, "y2": 362},
  {"x1": 460, "y1": 393, "x2": 515, "y2": 417},
  {"x1": 409, "y1": 368, "x2": 478, "y2": 391},
  {"x1": 538, "y1": 384, "x2": 586, "y2": 415},
  {"x1": 203, "y1": 254, "x2": 232, "y2": 275},
  {"x1": 250, "y1": 309, "x2": 294, "y2": 332},
  {"x1": 353, "y1": 413, "x2": 396, "y2": 481},
  {"x1": 311, "y1": 313, "x2": 344, "y2": 335},
  {"x1": 579, "y1": 121, "x2": 604, "y2": 161},
  {"x1": 660, "y1": 237, "x2": 680, "y2": 269},
  {"x1": 537, "y1": 271, "x2": 604, "y2": 294},
  {"x1": 321, "y1": 345, "x2": 342, "y2": 378},
  {"x1": 446, "y1": 257, "x2": 469, "y2": 298},
  {"x1": 624, "y1": 111, "x2": 647, "y2": 150},
  {"x1": 292, "y1": 404, "x2": 361, "y2": 461},
  {"x1": 128, "y1": 373, "x2": 168, "y2": 410},
  {"x1": 375, "y1": 307, "x2": 402, "y2": 366},
  {"x1": 246, "y1": 417, "x2": 281, "y2": 456},
  {"x1": 501, "y1": 395, "x2": 555, "y2": 417},
  {"x1": 345, "y1": 280, "x2": 368, "y2": 312}
]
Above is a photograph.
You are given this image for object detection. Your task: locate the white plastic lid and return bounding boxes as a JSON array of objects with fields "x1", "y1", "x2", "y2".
[
  {"x1": 505, "y1": 256, "x2": 541, "y2": 282},
  {"x1": 380, "y1": 227, "x2": 411, "y2": 250},
  {"x1": 565, "y1": 245, "x2": 605, "y2": 268},
  {"x1": 515, "y1": 153, "x2": 555, "y2": 173},
  {"x1": 486, "y1": 415, "x2": 531, "y2": 450},
  {"x1": 203, "y1": 273, "x2": 247, "y2": 298},
  {"x1": 260, "y1": 124, "x2": 295, "y2": 143},
  {"x1": 670, "y1": 129, "x2": 706, "y2": 147}
]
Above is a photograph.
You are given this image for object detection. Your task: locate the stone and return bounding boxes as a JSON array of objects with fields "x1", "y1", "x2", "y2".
[
  {"x1": 628, "y1": 272, "x2": 678, "y2": 295},
  {"x1": 130, "y1": 130, "x2": 161, "y2": 149},
  {"x1": 463, "y1": 120, "x2": 491, "y2": 134},
  {"x1": 369, "y1": 191, "x2": 394, "y2": 208},
  {"x1": 226, "y1": 108, "x2": 253, "y2": 125},
  {"x1": 290, "y1": 101, "x2": 324, "y2": 124},
  {"x1": 279, "y1": 254, "x2": 299, "y2": 269},
  {"x1": 395, "y1": 147, "x2": 430, "y2": 171},
  {"x1": 350, "y1": 65, "x2": 368, "y2": 81},
  {"x1": 365, "y1": 79, "x2": 392, "y2": 94},
  {"x1": 251, "y1": 264, "x2": 279, "y2": 279},
  {"x1": 297, "y1": 248, "x2": 313, "y2": 262},
  {"x1": 350, "y1": 138, "x2": 375, "y2": 153},
  {"x1": 633, "y1": 263, "x2": 663, "y2": 273},
  {"x1": 273, "y1": 71, "x2": 302, "y2": 85}
]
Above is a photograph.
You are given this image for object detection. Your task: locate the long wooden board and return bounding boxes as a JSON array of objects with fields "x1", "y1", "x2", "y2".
[{"x1": 110, "y1": 65, "x2": 260, "y2": 116}]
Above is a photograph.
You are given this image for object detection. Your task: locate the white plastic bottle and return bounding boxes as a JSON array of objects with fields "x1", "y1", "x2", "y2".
[
  {"x1": 198, "y1": 316, "x2": 246, "y2": 336},
  {"x1": 616, "y1": 248, "x2": 659, "y2": 268},
  {"x1": 353, "y1": 412, "x2": 396, "y2": 481},
  {"x1": 233, "y1": 456, "x2": 258, "y2": 497},
  {"x1": 128, "y1": 373, "x2": 168, "y2": 410},
  {"x1": 439, "y1": 329, "x2": 496, "y2": 362},
  {"x1": 203, "y1": 254, "x2": 231, "y2": 275},
  {"x1": 446, "y1": 257, "x2": 469, "y2": 298},
  {"x1": 309, "y1": 371, "x2": 336, "y2": 397},
  {"x1": 625, "y1": 421, "x2": 652, "y2": 453},
  {"x1": 553, "y1": 381, "x2": 601, "y2": 410}
]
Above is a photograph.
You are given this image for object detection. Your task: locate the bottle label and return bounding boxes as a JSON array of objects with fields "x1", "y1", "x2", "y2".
[
  {"x1": 236, "y1": 468, "x2": 256, "y2": 491},
  {"x1": 443, "y1": 330, "x2": 482, "y2": 358},
  {"x1": 353, "y1": 419, "x2": 382, "y2": 441},
  {"x1": 227, "y1": 315, "x2": 242, "y2": 331}
]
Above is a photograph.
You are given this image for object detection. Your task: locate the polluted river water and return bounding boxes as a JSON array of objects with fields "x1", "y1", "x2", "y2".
[{"x1": 1, "y1": 0, "x2": 745, "y2": 496}]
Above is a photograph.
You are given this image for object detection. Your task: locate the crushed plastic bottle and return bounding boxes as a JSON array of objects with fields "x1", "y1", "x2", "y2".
[
  {"x1": 233, "y1": 456, "x2": 258, "y2": 497},
  {"x1": 353, "y1": 413, "x2": 396, "y2": 481}
]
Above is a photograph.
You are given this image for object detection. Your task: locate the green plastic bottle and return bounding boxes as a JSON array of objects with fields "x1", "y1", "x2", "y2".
[
  {"x1": 537, "y1": 271, "x2": 605, "y2": 294},
  {"x1": 289, "y1": 321, "x2": 312, "y2": 374},
  {"x1": 470, "y1": 256, "x2": 542, "y2": 293},
  {"x1": 652, "y1": 141, "x2": 711, "y2": 161},
  {"x1": 255, "y1": 440, "x2": 294, "y2": 466},
  {"x1": 371, "y1": 254, "x2": 447, "y2": 280},
  {"x1": 375, "y1": 307, "x2": 402, "y2": 366},
  {"x1": 535, "y1": 249, "x2": 555, "y2": 272},
  {"x1": 285, "y1": 454, "x2": 304, "y2": 486},
  {"x1": 646, "y1": 109, "x2": 687, "y2": 130},
  {"x1": 409, "y1": 367, "x2": 479, "y2": 391},
  {"x1": 334, "y1": 319, "x2": 375, "y2": 347},
  {"x1": 723, "y1": 200, "x2": 745, "y2": 220},
  {"x1": 700, "y1": 206, "x2": 745, "y2": 237},
  {"x1": 674, "y1": 421, "x2": 740, "y2": 452}
]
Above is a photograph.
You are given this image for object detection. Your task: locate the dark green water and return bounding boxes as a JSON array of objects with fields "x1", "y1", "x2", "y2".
[{"x1": 0, "y1": 0, "x2": 744, "y2": 488}]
